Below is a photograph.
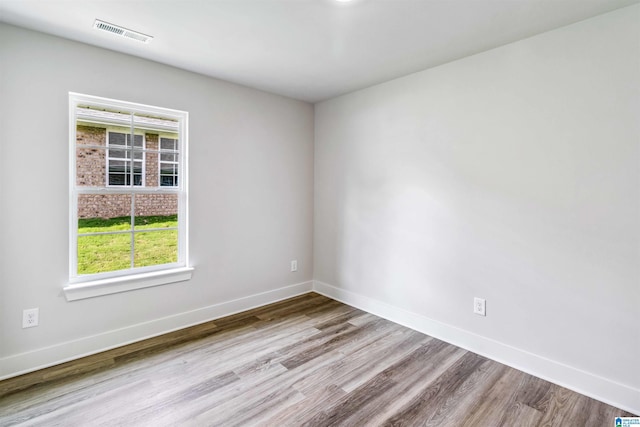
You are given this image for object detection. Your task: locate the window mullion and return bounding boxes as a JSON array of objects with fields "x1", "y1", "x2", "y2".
[
  {"x1": 129, "y1": 113, "x2": 135, "y2": 269},
  {"x1": 78, "y1": 229, "x2": 142, "y2": 237},
  {"x1": 76, "y1": 187, "x2": 180, "y2": 195}
]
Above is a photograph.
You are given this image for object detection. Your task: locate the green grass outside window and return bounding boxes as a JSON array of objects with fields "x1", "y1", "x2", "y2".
[{"x1": 77, "y1": 215, "x2": 178, "y2": 275}]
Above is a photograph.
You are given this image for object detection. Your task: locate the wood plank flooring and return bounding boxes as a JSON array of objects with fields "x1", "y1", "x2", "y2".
[{"x1": 0, "y1": 293, "x2": 634, "y2": 426}]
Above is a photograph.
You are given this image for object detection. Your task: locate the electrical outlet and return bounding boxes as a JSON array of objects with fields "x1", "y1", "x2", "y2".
[
  {"x1": 23, "y1": 308, "x2": 39, "y2": 328},
  {"x1": 473, "y1": 298, "x2": 486, "y2": 316},
  {"x1": 291, "y1": 259, "x2": 298, "y2": 272}
]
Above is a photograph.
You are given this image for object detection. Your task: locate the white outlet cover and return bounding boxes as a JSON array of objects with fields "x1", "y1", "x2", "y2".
[
  {"x1": 474, "y1": 298, "x2": 486, "y2": 316},
  {"x1": 23, "y1": 308, "x2": 39, "y2": 328},
  {"x1": 291, "y1": 260, "x2": 298, "y2": 272}
]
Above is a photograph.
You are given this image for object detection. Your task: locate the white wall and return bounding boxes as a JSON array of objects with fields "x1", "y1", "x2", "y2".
[
  {"x1": 314, "y1": 5, "x2": 639, "y2": 411},
  {"x1": 0, "y1": 24, "x2": 314, "y2": 376}
]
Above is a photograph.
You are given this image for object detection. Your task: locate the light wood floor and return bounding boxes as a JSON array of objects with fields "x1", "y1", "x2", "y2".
[{"x1": 0, "y1": 293, "x2": 634, "y2": 426}]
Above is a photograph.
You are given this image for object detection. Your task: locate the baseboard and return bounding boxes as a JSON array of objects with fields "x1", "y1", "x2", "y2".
[
  {"x1": 0, "y1": 280, "x2": 313, "y2": 381},
  {"x1": 3, "y1": 279, "x2": 637, "y2": 414},
  {"x1": 313, "y1": 280, "x2": 639, "y2": 415}
]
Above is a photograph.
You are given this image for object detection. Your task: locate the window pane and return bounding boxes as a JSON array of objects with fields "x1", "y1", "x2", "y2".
[
  {"x1": 160, "y1": 176, "x2": 178, "y2": 186},
  {"x1": 133, "y1": 212, "x2": 178, "y2": 230},
  {"x1": 134, "y1": 230, "x2": 178, "y2": 268},
  {"x1": 160, "y1": 153, "x2": 176, "y2": 162},
  {"x1": 160, "y1": 175, "x2": 178, "y2": 187},
  {"x1": 77, "y1": 124, "x2": 107, "y2": 146},
  {"x1": 160, "y1": 163, "x2": 177, "y2": 175},
  {"x1": 160, "y1": 176, "x2": 175, "y2": 186},
  {"x1": 160, "y1": 138, "x2": 177, "y2": 150},
  {"x1": 109, "y1": 149, "x2": 127, "y2": 159},
  {"x1": 108, "y1": 155, "x2": 143, "y2": 186},
  {"x1": 78, "y1": 233, "x2": 131, "y2": 275},
  {"x1": 134, "y1": 193, "x2": 178, "y2": 229},
  {"x1": 109, "y1": 132, "x2": 126, "y2": 146},
  {"x1": 77, "y1": 194, "x2": 132, "y2": 231},
  {"x1": 159, "y1": 136, "x2": 179, "y2": 188},
  {"x1": 160, "y1": 151, "x2": 179, "y2": 187},
  {"x1": 109, "y1": 160, "x2": 129, "y2": 173},
  {"x1": 76, "y1": 147, "x2": 106, "y2": 186},
  {"x1": 108, "y1": 133, "x2": 144, "y2": 186},
  {"x1": 109, "y1": 174, "x2": 126, "y2": 186}
]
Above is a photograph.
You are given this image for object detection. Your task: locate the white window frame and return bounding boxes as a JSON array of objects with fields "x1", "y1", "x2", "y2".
[
  {"x1": 106, "y1": 128, "x2": 146, "y2": 188},
  {"x1": 65, "y1": 92, "x2": 192, "y2": 301}
]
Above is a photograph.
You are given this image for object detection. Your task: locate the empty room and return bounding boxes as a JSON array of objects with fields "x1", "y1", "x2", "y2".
[{"x1": 0, "y1": 0, "x2": 638, "y2": 425}]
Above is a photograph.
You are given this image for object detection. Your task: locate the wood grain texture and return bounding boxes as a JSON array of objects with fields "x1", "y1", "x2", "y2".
[{"x1": 0, "y1": 293, "x2": 634, "y2": 426}]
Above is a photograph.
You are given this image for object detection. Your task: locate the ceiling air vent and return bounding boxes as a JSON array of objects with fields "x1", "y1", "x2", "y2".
[{"x1": 93, "y1": 19, "x2": 153, "y2": 44}]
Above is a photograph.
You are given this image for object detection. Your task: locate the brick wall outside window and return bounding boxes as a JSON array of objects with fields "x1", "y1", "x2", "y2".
[
  {"x1": 76, "y1": 125, "x2": 106, "y2": 187},
  {"x1": 76, "y1": 125, "x2": 177, "y2": 219},
  {"x1": 145, "y1": 134, "x2": 159, "y2": 187}
]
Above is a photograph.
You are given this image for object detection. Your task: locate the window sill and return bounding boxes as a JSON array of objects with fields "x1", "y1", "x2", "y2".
[{"x1": 64, "y1": 267, "x2": 194, "y2": 301}]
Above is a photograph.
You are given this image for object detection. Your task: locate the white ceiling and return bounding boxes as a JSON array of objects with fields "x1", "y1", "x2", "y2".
[{"x1": 0, "y1": 0, "x2": 638, "y2": 102}]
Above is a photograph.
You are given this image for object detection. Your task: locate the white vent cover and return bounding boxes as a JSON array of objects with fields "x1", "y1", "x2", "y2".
[{"x1": 93, "y1": 19, "x2": 153, "y2": 43}]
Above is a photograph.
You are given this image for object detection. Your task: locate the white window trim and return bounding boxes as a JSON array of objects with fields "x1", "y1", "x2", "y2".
[
  {"x1": 63, "y1": 267, "x2": 194, "y2": 301},
  {"x1": 67, "y1": 92, "x2": 191, "y2": 301}
]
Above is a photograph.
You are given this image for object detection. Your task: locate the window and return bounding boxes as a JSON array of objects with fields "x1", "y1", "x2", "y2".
[
  {"x1": 159, "y1": 137, "x2": 178, "y2": 187},
  {"x1": 108, "y1": 131, "x2": 144, "y2": 186},
  {"x1": 66, "y1": 93, "x2": 192, "y2": 301}
]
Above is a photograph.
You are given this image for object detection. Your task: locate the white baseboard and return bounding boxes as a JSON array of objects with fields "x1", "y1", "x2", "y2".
[
  {"x1": 3, "y1": 279, "x2": 637, "y2": 414},
  {"x1": 0, "y1": 281, "x2": 313, "y2": 381},
  {"x1": 313, "y1": 280, "x2": 639, "y2": 415}
]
